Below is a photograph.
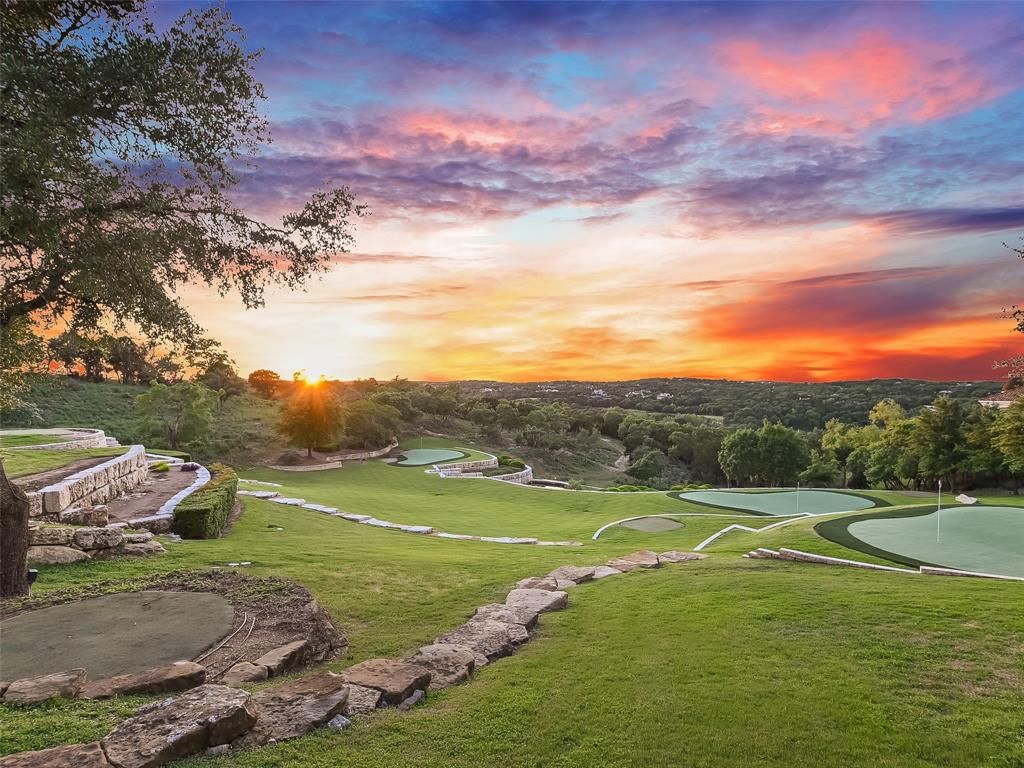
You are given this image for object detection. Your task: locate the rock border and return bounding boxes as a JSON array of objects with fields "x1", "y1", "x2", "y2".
[
  {"x1": 0, "y1": 551, "x2": 704, "y2": 765},
  {"x1": 238, "y1": 487, "x2": 583, "y2": 547}
]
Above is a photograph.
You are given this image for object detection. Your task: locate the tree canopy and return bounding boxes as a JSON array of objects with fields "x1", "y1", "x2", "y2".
[{"x1": 0, "y1": 0, "x2": 365, "y2": 348}]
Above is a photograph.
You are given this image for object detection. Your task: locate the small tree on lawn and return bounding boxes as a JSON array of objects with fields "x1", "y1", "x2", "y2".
[
  {"x1": 278, "y1": 386, "x2": 342, "y2": 457},
  {"x1": 135, "y1": 381, "x2": 217, "y2": 451},
  {"x1": 248, "y1": 369, "x2": 282, "y2": 399}
]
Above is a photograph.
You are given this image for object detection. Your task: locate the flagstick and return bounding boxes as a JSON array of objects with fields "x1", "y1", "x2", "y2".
[
  {"x1": 796, "y1": 482, "x2": 800, "y2": 516},
  {"x1": 937, "y1": 479, "x2": 942, "y2": 544}
]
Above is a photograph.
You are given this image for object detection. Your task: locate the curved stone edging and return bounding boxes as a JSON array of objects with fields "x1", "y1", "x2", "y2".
[
  {"x1": 591, "y1": 511, "x2": 800, "y2": 541},
  {"x1": 237, "y1": 486, "x2": 581, "y2": 547},
  {"x1": 125, "y1": 464, "x2": 211, "y2": 530},
  {"x1": 2, "y1": 427, "x2": 108, "y2": 451},
  {"x1": 745, "y1": 547, "x2": 1024, "y2": 582}
]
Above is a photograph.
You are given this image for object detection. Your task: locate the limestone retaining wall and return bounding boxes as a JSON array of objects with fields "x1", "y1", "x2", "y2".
[
  {"x1": 490, "y1": 466, "x2": 534, "y2": 484},
  {"x1": 26, "y1": 445, "x2": 148, "y2": 519},
  {"x1": 3, "y1": 428, "x2": 108, "y2": 450}
]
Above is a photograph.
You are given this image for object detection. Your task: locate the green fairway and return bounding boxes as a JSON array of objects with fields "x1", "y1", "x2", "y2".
[
  {"x1": 817, "y1": 505, "x2": 1024, "y2": 578},
  {"x1": 394, "y1": 448, "x2": 469, "y2": 466},
  {"x1": 678, "y1": 489, "x2": 884, "y2": 516},
  {"x1": 0, "y1": 446, "x2": 127, "y2": 478}
]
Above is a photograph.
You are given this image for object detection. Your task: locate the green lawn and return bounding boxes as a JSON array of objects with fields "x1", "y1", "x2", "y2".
[
  {"x1": 2, "y1": 452, "x2": 1021, "y2": 767},
  {"x1": 0, "y1": 433, "x2": 69, "y2": 447},
  {"x1": 0, "y1": 447, "x2": 128, "y2": 478}
]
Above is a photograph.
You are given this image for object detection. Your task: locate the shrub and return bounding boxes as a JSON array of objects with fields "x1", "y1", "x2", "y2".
[
  {"x1": 171, "y1": 462, "x2": 238, "y2": 539},
  {"x1": 497, "y1": 454, "x2": 526, "y2": 469},
  {"x1": 606, "y1": 484, "x2": 654, "y2": 492},
  {"x1": 671, "y1": 483, "x2": 714, "y2": 491},
  {"x1": 151, "y1": 461, "x2": 170, "y2": 472}
]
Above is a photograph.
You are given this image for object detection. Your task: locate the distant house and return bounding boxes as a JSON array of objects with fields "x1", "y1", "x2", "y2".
[{"x1": 979, "y1": 387, "x2": 1024, "y2": 409}]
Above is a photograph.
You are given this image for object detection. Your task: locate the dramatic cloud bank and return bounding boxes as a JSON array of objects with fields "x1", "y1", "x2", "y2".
[{"x1": 169, "y1": 1, "x2": 1024, "y2": 381}]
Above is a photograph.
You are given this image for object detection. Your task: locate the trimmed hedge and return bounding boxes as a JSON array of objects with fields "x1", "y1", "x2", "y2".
[
  {"x1": 149, "y1": 448, "x2": 192, "y2": 461},
  {"x1": 171, "y1": 462, "x2": 238, "y2": 539}
]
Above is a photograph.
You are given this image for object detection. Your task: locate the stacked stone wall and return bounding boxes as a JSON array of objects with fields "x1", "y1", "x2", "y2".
[{"x1": 25, "y1": 445, "x2": 148, "y2": 519}]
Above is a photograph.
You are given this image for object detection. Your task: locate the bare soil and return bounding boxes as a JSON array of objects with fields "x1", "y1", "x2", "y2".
[{"x1": 104, "y1": 467, "x2": 198, "y2": 524}]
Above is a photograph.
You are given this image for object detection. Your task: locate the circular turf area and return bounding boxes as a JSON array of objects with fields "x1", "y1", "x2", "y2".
[
  {"x1": 677, "y1": 489, "x2": 882, "y2": 516},
  {"x1": 394, "y1": 448, "x2": 468, "y2": 466},
  {"x1": 0, "y1": 591, "x2": 234, "y2": 680},
  {"x1": 620, "y1": 516, "x2": 685, "y2": 532},
  {"x1": 816, "y1": 505, "x2": 1024, "y2": 578}
]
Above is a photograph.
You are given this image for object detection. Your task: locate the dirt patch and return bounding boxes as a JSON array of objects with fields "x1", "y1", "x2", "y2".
[
  {"x1": 1, "y1": 570, "x2": 346, "y2": 680},
  {"x1": 104, "y1": 467, "x2": 198, "y2": 524},
  {"x1": 14, "y1": 457, "x2": 113, "y2": 492}
]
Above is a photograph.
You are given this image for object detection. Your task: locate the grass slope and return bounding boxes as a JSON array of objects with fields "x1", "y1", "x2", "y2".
[
  {"x1": 1, "y1": 447, "x2": 128, "y2": 478},
  {"x1": 2, "y1": 444, "x2": 1021, "y2": 766}
]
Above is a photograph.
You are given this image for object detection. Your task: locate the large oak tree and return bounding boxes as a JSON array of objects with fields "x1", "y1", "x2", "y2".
[{"x1": 0, "y1": 0, "x2": 364, "y2": 596}]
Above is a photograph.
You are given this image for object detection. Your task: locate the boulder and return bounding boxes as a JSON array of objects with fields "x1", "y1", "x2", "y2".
[
  {"x1": 399, "y1": 689, "x2": 424, "y2": 710},
  {"x1": 340, "y1": 659, "x2": 431, "y2": 706},
  {"x1": 659, "y1": 550, "x2": 705, "y2": 563},
  {"x1": 0, "y1": 742, "x2": 109, "y2": 768},
  {"x1": 546, "y1": 565, "x2": 597, "y2": 584},
  {"x1": 220, "y1": 662, "x2": 269, "y2": 685},
  {"x1": 505, "y1": 588, "x2": 569, "y2": 615},
  {"x1": 327, "y1": 714, "x2": 352, "y2": 731},
  {"x1": 61, "y1": 508, "x2": 109, "y2": 527},
  {"x1": 435, "y1": 620, "x2": 517, "y2": 668},
  {"x1": 232, "y1": 673, "x2": 349, "y2": 749},
  {"x1": 607, "y1": 550, "x2": 660, "y2": 571},
  {"x1": 591, "y1": 565, "x2": 622, "y2": 579},
  {"x1": 92, "y1": 541, "x2": 166, "y2": 559},
  {"x1": 342, "y1": 684, "x2": 381, "y2": 715},
  {"x1": 101, "y1": 684, "x2": 257, "y2": 768},
  {"x1": 28, "y1": 527, "x2": 73, "y2": 547},
  {"x1": 72, "y1": 527, "x2": 123, "y2": 551},
  {"x1": 407, "y1": 644, "x2": 476, "y2": 690},
  {"x1": 515, "y1": 575, "x2": 559, "y2": 591},
  {"x1": 253, "y1": 639, "x2": 308, "y2": 676},
  {"x1": 123, "y1": 532, "x2": 155, "y2": 544},
  {"x1": 473, "y1": 602, "x2": 538, "y2": 630},
  {"x1": 3, "y1": 669, "x2": 86, "y2": 705},
  {"x1": 554, "y1": 578, "x2": 576, "y2": 589},
  {"x1": 25, "y1": 546, "x2": 89, "y2": 566},
  {"x1": 80, "y1": 662, "x2": 206, "y2": 700}
]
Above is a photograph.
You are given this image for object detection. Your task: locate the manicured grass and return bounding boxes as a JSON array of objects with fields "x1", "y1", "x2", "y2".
[
  {"x1": 0, "y1": 433, "x2": 70, "y2": 447},
  {"x1": 0, "y1": 447, "x2": 127, "y2": 478},
  {"x1": 2, "y1": 455, "x2": 1021, "y2": 766},
  {"x1": 242, "y1": 460, "x2": 758, "y2": 542},
  {"x1": 393, "y1": 448, "x2": 468, "y2": 466},
  {"x1": 675, "y1": 488, "x2": 885, "y2": 516}
]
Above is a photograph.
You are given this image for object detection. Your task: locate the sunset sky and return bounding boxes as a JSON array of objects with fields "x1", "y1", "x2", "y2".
[{"x1": 167, "y1": 1, "x2": 1024, "y2": 382}]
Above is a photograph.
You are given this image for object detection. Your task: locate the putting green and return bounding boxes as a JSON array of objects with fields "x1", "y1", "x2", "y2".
[
  {"x1": 0, "y1": 591, "x2": 234, "y2": 680},
  {"x1": 620, "y1": 516, "x2": 685, "y2": 532},
  {"x1": 394, "y1": 448, "x2": 467, "y2": 466},
  {"x1": 819, "y1": 505, "x2": 1024, "y2": 578},
  {"x1": 678, "y1": 489, "x2": 881, "y2": 516}
]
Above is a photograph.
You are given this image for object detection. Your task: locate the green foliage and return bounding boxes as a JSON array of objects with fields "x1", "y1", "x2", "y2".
[
  {"x1": 341, "y1": 398, "x2": 401, "y2": 449},
  {"x1": 605, "y1": 484, "x2": 655, "y2": 492},
  {"x1": 718, "y1": 428, "x2": 761, "y2": 485},
  {"x1": 0, "y1": 1, "x2": 364, "y2": 348},
  {"x1": 151, "y1": 461, "x2": 170, "y2": 473},
  {"x1": 497, "y1": 455, "x2": 526, "y2": 470},
  {"x1": 718, "y1": 422, "x2": 808, "y2": 486},
  {"x1": 913, "y1": 396, "x2": 967, "y2": 486},
  {"x1": 993, "y1": 400, "x2": 1024, "y2": 474},
  {"x1": 134, "y1": 381, "x2": 217, "y2": 451},
  {"x1": 170, "y1": 463, "x2": 237, "y2": 539},
  {"x1": 0, "y1": 317, "x2": 45, "y2": 413},
  {"x1": 625, "y1": 448, "x2": 667, "y2": 481},
  {"x1": 799, "y1": 449, "x2": 839, "y2": 486},
  {"x1": 671, "y1": 483, "x2": 714, "y2": 490},
  {"x1": 277, "y1": 386, "x2": 342, "y2": 456},
  {"x1": 247, "y1": 369, "x2": 282, "y2": 399},
  {"x1": 196, "y1": 354, "x2": 247, "y2": 403}
]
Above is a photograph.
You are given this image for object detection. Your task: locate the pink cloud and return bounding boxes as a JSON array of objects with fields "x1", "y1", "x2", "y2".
[{"x1": 720, "y1": 31, "x2": 1000, "y2": 133}]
